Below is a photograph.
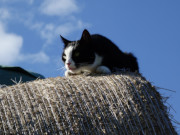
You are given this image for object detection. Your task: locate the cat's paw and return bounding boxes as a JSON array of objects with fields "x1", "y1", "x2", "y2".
[
  {"x1": 65, "y1": 70, "x2": 75, "y2": 77},
  {"x1": 65, "y1": 71, "x2": 70, "y2": 77},
  {"x1": 65, "y1": 70, "x2": 82, "y2": 77},
  {"x1": 96, "y1": 66, "x2": 111, "y2": 74}
]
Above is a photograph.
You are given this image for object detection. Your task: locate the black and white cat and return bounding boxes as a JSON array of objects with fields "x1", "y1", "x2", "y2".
[{"x1": 60, "y1": 29, "x2": 139, "y2": 76}]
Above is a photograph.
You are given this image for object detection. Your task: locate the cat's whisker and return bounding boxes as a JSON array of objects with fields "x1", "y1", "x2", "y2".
[{"x1": 57, "y1": 66, "x2": 66, "y2": 71}]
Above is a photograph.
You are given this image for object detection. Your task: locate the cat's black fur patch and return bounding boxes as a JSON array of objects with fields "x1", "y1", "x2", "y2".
[{"x1": 61, "y1": 29, "x2": 139, "y2": 72}]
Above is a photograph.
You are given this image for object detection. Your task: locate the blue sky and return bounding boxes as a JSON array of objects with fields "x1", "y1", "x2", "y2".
[{"x1": 0, "y1": 0, "x2": 180, "y2": 133}]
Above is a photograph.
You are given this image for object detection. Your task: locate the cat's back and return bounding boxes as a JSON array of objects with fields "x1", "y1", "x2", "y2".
[
  {"x1": 91, "y1": 34, "x2": 114, "y2": 45},
  {"x1": 90, "y1": 34, "x2": 122, "y2": 55}
]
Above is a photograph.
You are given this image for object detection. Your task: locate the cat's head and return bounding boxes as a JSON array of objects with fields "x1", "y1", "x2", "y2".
[{"x1": 60, "y1": 29, "x2": 95, "y2": 74}]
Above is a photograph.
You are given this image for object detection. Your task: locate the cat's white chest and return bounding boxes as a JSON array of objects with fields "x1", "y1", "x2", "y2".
[{"x1": 90, "y1": 53, "x2": 103, "y2": 69}]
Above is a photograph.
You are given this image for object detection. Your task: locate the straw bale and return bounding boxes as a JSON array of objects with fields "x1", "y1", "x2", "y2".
[{"x1": 0, "y1": 73, "x2": 177, "y2": 134}]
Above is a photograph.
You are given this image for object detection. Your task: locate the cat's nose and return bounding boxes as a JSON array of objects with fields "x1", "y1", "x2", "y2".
[{"x1": 66, "y1": 62, "x2": 71, "y2": 66}]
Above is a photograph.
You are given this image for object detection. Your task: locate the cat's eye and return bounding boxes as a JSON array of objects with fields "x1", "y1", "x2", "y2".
[{"x1": 74, "y1": 52, "x2": 80, "y2": 57}]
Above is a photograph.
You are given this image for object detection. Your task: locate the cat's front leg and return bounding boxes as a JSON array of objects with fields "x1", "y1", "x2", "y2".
[{"x1": 96, "y1": 66, "x2": 111, "y2": 74}]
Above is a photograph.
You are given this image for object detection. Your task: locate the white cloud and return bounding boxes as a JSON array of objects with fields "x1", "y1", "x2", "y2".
[
  {"x1": 0, "y1": 8, "x2": 11, "y2": 21},
  {"x1": 56, "y1": 20, "x2": 89, "y2": 36},
  {"x1": 0, "y1": 0, "x2": 89, "y2": 48},
  {"x1": 0, "y1": 22, "x2": 23, "y2": 65},
  {"x1": 30, "y1": 52, "x2": 49, "y2": 63},
  {"x1": 0, "y1": 22, "x2": 49, "y2": 65},
  {"x1": 0, "y1": 0, "x2": 34, "y2": 5},
  {"x1": 40, "y1": 23, "x2": 55, "y2": 45},
  {"x1": 20, "y1": 51, "x2": 50, "y2": 64},
  {"x1": 39, "y1": 20, "x2": 89, "y2": 46},
  {"x1": 0, "y1": 0, "x2": 89, "y2": 66},
  {"x1": 28, "y1": 0, "x2": 34, "y2": 5},
  {"x1": 40, "y1": 0, "x2": 78, "y2": 16}
]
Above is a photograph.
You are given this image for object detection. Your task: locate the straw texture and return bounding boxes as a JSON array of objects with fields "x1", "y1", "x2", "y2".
[{"x1": 0, "y1": 73, "x2": 177, "y2": 134}]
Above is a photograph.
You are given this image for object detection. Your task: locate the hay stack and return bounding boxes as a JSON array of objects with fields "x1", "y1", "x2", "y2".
[{"x1": 0, "y1": 73, "x2": 177, "y2": 134}]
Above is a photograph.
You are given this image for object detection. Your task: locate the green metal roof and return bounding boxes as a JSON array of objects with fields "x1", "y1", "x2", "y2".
[{"x1": 0, "y1": 65, "x2": 45, "y2": 86}]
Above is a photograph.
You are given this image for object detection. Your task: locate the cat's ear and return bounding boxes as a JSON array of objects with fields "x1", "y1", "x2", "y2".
[
  {"x1": 60, "y1": 35, "x2": 70, "y2": 47},
  {"x1": 80, "y1": 29, "x2": 91, "y2": 43}
]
